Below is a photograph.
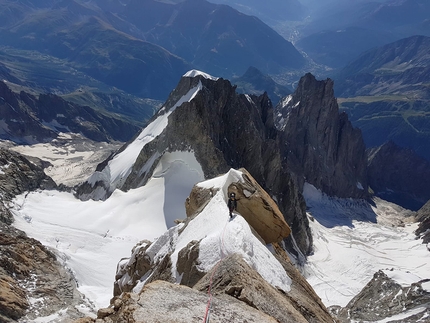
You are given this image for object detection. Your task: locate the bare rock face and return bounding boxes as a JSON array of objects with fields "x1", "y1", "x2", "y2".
[
  {"x1": 194, "y1": 253, "x2": 334, "y2": 323},
  {"x1": 0, "y1": 148, "x2": 56, "y2": 202},
  {"x1": 0, "y1": 221, "x2": 86, "y2": 322},
  {"x1": 415, "y1": 199, "x2": 430, "y2": 246},
  {"x1": 368, "y1": 141, "x2": 430, "y2": 211},
  {"x1": 228, "y1": 168, "x2": 291, "y2": 243},
  {"x1": 87, "y1": 280, "x2": 280, "y2": 323},
  {"x1": 185, "y1": 185, "x2": 218, "y2": 217},
  {"x1": 275, "y1": 73, "x2": 368, "y2": 200},
  {"x1": 334, "y1": 270, "x2": 430, "y2": 323}
]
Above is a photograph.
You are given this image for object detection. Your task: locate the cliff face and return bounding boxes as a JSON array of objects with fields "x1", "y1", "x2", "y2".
[
  {"x1": 368, "y1": 141, "x2": 430, "y2": 211},
  {"x1": 415, "y1": 199, "x2": 430, "y2": 245},
  {"x1": 275, "y1": 73, "x2": 368, "y2": 199}
]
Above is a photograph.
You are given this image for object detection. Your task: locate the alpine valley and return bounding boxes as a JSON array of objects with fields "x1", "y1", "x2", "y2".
[{"x1": 0, "y1": 1, "x2": 429, "y2": 323}]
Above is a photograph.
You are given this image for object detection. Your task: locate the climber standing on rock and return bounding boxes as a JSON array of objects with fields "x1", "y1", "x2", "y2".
[{"x1": 228, "y1": 192, "x2": 237, "y2": 219}]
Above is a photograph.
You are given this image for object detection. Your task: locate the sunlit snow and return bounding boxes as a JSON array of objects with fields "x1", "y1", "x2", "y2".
[
  {"x1": 183, "y1": 69, "x2": 219, "y2": 81},
  {"x1": 304, "y1": 183, "x2": 429, "y2": 307}
]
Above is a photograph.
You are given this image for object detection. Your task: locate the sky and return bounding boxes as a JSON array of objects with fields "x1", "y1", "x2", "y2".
[{"x1": 8, "y1": 69, "x2": 430, "y2": 322}]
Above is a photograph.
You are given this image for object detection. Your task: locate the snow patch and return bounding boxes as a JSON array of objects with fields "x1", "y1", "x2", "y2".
[
  {"x1": 383, "y1": 269, "x2": 423, "y2": 287},
  {"x1": 183, "y1": 69, "x2": 219, "y2": 81},
  {"x1": 245, "y1": 94, "x2": 253, "y2": 104},
  {"x1": 281, "y1": 95, "x2": 292, "y2": 107}
]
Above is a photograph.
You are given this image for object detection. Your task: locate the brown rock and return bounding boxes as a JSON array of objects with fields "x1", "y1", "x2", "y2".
[
  {"x1": 194, "y1": 253, "x2": 335, "y2": 323},
  {"x1": 97, "y1": 308, "x2": 115, "y2": 319},
  {"x1": 0, "y1": 274, "x2": 29, "y2": 320},
  {"x1": 228, "y1": 168, "x2": 291, "y2": 243}
]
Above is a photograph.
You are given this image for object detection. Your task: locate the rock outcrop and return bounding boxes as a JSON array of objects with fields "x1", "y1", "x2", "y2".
[
  {"x1": 368, "y1": 141, "x2": 430, "y2": 210},
  {"x1": 194, "y1": 253, "x2": 334, "y2": 323},
  {"x1": 186, "y1": 168, "x2": 291, "y2": 244},
  {"x1": 0, "y1": 221, "x2": 86, "y2": 323},
  {"x1": 81, "y1": 280, "x2": 280, "y2": 323},
  {"x1": 416, "y1": 199, "x2": 430, "y2": 246},
  {"x1": 274, "y1": 73, "x2": 368, "y2": 200},
  {"x1": 93, "y1": 254, "x2": 335, "y2": 323},
  {"x1": 334, "y1": 270, "x2": 430, "y2": 323}
]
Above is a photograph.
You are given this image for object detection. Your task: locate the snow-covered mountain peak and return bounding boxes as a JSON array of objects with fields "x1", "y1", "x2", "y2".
[{"x1": 183, "y1": 69, "x2": 219, "y2": 81}]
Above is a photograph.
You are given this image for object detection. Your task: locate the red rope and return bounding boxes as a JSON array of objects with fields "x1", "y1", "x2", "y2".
[{"x1": 202, "y1": 218, "x2": 229, "y2": 323}]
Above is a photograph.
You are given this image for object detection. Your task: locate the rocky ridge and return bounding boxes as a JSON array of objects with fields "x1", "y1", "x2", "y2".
[
  {"x1": 76, "y1": 71, "x2": 312, "y2": 257},
  {"x1": 332, "y1": 270, "x2": 430, "y2": 323},
  {"x1": 0, "y1": 80, "x2": 140, "y2": 145},
  {"x1": 82, "y1": 169, "x2": 335, "y2": 323}
]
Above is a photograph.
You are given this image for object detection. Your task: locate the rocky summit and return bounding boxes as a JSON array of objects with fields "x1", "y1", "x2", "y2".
[{"x1": 274, "y1": 73, "x2": 368, "y2": 200}]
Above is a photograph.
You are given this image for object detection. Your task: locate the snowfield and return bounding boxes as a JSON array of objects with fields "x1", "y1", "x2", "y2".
[{"x1": 303, "y1": 183, "x2": 429, "y2": 307}]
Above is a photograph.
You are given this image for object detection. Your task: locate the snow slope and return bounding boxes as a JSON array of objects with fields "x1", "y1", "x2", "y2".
[
  {"x1": 12, "y1": 150, "x2": 204, "y2": 311},
  {"x1": 303, "y1": 183, "x2": 429, "y2": 307}
]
